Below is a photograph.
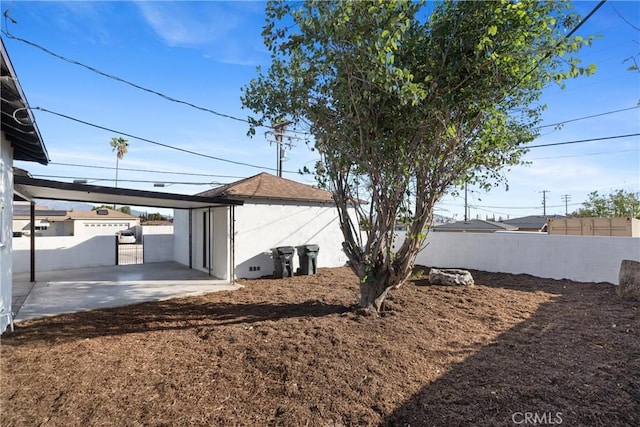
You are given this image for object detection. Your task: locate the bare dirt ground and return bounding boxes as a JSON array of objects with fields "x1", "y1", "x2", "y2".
[{"x1": 1, "y1": 267, "x2": 638, "y2": 426}]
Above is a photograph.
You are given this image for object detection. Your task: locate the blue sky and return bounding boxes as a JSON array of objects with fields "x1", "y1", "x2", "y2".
[{"x1": 3, "y1": 1, "x2": 639, "y2": 219}]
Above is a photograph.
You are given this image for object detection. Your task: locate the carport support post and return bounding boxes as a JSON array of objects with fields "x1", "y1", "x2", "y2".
[
  {"x1": 188, "y1": 209, "x2": 193, "y2": 269},
  {"x1": 30, "y1": 201, "x2": 35, "y2": 282},
  {"x1": 230, "y1": 205, "x2": 235, "y2": 284},
  {"x1": 208, "y1": 207, "x2": 212, "y2": 277}
]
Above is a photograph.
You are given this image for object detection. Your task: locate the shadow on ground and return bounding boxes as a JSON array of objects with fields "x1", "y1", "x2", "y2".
[
  {"x1": 4, "y1": 298, "x2": 351, "y2": 345},
  {"x1": 382, "y1": 271, "x2": 640, "y2": 426}
]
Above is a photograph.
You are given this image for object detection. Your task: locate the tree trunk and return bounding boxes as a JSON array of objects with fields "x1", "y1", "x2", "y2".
[{"x1": 359, "y1": 275, "x2": 392, "y2": 312}]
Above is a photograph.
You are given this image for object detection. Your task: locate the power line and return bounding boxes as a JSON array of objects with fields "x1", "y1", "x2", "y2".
[
  {"x1": 0, "y1": 27, "x2": 311, "y2": 136},
  {"x1": 527, "y1": 148, "x2": 639, "y2": 161},
  {"x1": 31, "y1": 106, "x2": 299, "y2": 174},
  {"x1": 527, "y1": 133, "x2": 640, "y2": 149},
  {"x1": 50, "y1": 162, "x2": 247, "y2": 179},
  {"x1": 505, "y1": 1, "x2": 607, "y2": 99},
  {"x1": 32, "y1": 174, "x2": 227, "y2": 186},
  {"x1": 538, "y1": 106, "x2": 639, "y2": 129},
  {"x1": 1, "y1": 29, "x2": 249, "y2": 124}
]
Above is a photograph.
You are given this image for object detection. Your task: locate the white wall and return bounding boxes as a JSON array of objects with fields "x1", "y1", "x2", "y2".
[
  {"x1": 0, "y1": 137, "x2": 13, "y2": 333},
  {"x1": 173, "y1": 207, "x2": 229, "y2": 279},
  {"x1": 142, "y1": 225, "x2": 173, "y2": 235},
  {"x1": 12, "y1": 235, "x2": 116, "y2": 273},
  {"x1": 143, "y1": 234, "x2": 174, "y2": 263},
  {"x1": 173, "y1": 202, "x2": 351, "y2": 279},
  {"x1": 173, "y1": 209, "x2": 190, "y2": 267},
  {"x1": 394, "y1": 231, "x2": 640, "y2": 284},
  {"x1": 212, "y1": 207, "x2": 229, "y2": 279},
  {"x1": 233, "y1": 201, "x2": 349, "y2": 279}
]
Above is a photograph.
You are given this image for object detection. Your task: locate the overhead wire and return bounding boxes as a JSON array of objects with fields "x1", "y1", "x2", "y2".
[
  {"x1": 538, "y1": 106, "x2": 639, "y2": 129},
  {"x1": 526, "y1": 133, "x2": 639, "y2": 149},
  {"x1": 527, "y1": 148, "x2": 639, "y2": 161},
  {"x1": 32, "y1": 106, "x2": 300, "y2": 174},
  {"x1": 0, "y1": 25, "x2": 311, "y2": 135},
  {"x1": 31, "y1": 174, "x2": 227, "y2": 186},
  {"x1": 50, "y1": 162, "x2": 247, "y2": 179}
]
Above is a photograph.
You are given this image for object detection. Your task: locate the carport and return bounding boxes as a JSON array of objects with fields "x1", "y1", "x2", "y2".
[
  {"x1": 12, "y1": 261, "x2": 241, "y2": 322},
  {"x1": 10, "y1": 174, "x2": 244, "y2": 324},
  {"x1": 13, "y1": 173, "x2": 244, "y2": 282}
]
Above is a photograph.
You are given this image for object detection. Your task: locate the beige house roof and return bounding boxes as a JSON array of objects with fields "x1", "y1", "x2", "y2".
[
  {"x1": 198, "y1": 173, "x2": 334, "y2": 204},
  {"x1": 13, "y1": 207, "x2": 138, "y2": 221},
  {"x1": 66, "y1": 208, "x2": 138, "y2": 220}
]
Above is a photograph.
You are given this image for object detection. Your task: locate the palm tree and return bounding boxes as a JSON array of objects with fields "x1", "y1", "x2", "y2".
[
  {"x1": 110, "y1": 137, "x2": 128, "y2": 210},
  {"x1": 110, "y1": 137, "x2": 128, "y2": 188}
]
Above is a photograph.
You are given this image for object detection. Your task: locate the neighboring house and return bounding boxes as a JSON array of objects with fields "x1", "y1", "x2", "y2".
[
  {"x1": 173, "y1": 172, "x2": 351, "y2": 279},
  {"x1": 12, "y1": 204, "x2": 139, "y2": 237},
  {"x1": 501, "y1": 215, "x2": 568, "y2": 232},
  {"x1": 432, "y1": 215, "x2": 572, "y2": 233},
  {"x1": 431, "y1": 219, "x2": 518, "y2": 233},
  {"x1": 1, "y1": 39, "x2": 50, "y2": 332}
]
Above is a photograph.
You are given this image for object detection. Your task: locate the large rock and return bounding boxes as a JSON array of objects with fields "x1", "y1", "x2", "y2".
[
  {"x1": 618, "y1": 259, "x2": 640, "y2": 301},
  {"x1": 429, "y1": 268, "x2": 474, "y2": 286}
]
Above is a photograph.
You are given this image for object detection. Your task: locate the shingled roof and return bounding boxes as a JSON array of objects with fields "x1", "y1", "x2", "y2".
[
  {"x1": 431, "y1": 219, "x2": 518, "y2": 232},
  {"x1": 197, "y1": 173, "x2": 334, "y2": 204}
]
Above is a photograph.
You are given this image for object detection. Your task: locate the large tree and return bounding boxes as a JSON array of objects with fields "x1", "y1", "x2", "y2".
[{"x1": 243, "y1": 0, "x2": 595, "y2": 312}]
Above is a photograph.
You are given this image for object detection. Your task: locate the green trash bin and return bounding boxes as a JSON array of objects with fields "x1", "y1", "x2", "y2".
[
  {"x1": 271, "y1": 246, "x2": 295, "y2": 278},
  {"x1": 296, "y1": 244, "x2": 319, "y2": 275}
]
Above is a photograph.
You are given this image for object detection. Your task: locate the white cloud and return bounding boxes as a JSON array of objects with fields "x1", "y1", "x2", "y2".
[{"x1": 136, "y1": 2, "x2": 240, "y2": 47}]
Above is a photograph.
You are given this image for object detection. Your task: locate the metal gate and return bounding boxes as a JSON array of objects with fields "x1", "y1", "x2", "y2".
[{"x1": 116, "y1": 235, "x2": 144, "y2": 265}]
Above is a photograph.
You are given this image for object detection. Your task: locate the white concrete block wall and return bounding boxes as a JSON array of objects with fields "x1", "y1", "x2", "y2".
[
  {"x1": 12, "y1": 235, "x2": 116, "y2": 273},
  {"x1": 0, "y1": 137, "x2": 13, "y2": 332},
  {"x1": 394, "y1": 231, "x2": 640, "y2": 284},
  {"x1": 142, "y1": 225, "x2": 173, "y2": 235},
  {"x1": 143, "y1": 234, "x2": 174, "y2": 263}
]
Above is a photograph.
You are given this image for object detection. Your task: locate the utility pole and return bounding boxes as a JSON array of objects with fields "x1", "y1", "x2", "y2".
[
  {"x1": 561, "y1": 194, "x2": 571, "y2": 215},
  {"x1": 539, "y1": 190, "x2": 550, "y2": 216},
  {"x1": 464, "y1": 182, "x2": 468, "y2": 221},
  {"x1": 271, "y1": 121, "x2": 292, "y2": 177}
]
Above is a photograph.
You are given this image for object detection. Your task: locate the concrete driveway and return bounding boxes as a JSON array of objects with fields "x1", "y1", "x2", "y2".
[{"x1": 12, "y1": 262, "x2": 240, "y2": 322}]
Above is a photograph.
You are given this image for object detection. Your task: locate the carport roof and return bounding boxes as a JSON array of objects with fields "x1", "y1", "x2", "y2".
[
  {"x1": 14, "y1": 175, "x2": 243, "y2": 209},
  {"x1": 1, "y1": 39, "x2": 49, "y2": 165}
]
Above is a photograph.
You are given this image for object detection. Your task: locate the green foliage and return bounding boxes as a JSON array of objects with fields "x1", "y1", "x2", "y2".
[
  {"x1": 242, "y1": 0, "x2": 596, "y2": 307},
  {"x1": 573, "y1": 190, "x2": 640, "y2": 219},
  {"x1": 110, "y1": 137, "x2": 129, "y2": 160},
  {"x1": 140, "y1": 212, "x2": 169, "y2": 222},
  {"x1": 118, "y1": 206, "x2": 132, "y2": 215}
]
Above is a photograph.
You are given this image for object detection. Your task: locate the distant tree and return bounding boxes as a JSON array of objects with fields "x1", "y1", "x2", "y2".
[
  {"x1": 118, "y1": 206, "x2": 132, "y2": 215},
  {"x1": 573, "y1": 190, "x2": 640, "y2": 219},
  {"x1": 243, "y1": 0, "x2": 595, "y2": 312},
  {"x1": 110, "y1": 137, "x2": 129, "y2": 188},
  {"x1": 140, "y1": 212, "x2": 168, "y2": 222}
]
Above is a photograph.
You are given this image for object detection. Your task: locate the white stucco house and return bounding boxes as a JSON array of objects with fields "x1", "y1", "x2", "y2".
[
  {"x1": 1, "y1": 39, "x2": 50, "y2": 332},
  {"x1": 12, "y1": 204, "x2": 139, "y2": 238},
  {"x1": 173, "y1": 172, "x2": 351, "y2": 279}
]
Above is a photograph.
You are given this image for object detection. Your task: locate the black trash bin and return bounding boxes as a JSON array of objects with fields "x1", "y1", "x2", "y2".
[
  {"x1": 271, "y1": 246, "x2": 295, "y2": 278},
  {"x1": 296, "y1": 244, "x2": 319, "y2": 275}
]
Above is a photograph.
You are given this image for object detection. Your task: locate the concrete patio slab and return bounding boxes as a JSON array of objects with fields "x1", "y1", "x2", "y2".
[{"x1": 13, "y1": 262, "x2": 240, "y2": 322}]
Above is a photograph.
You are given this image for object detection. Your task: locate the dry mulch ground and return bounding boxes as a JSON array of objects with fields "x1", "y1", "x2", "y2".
[{"x1": 1, "y1": 266, "x2": 638, "y2": 426}]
